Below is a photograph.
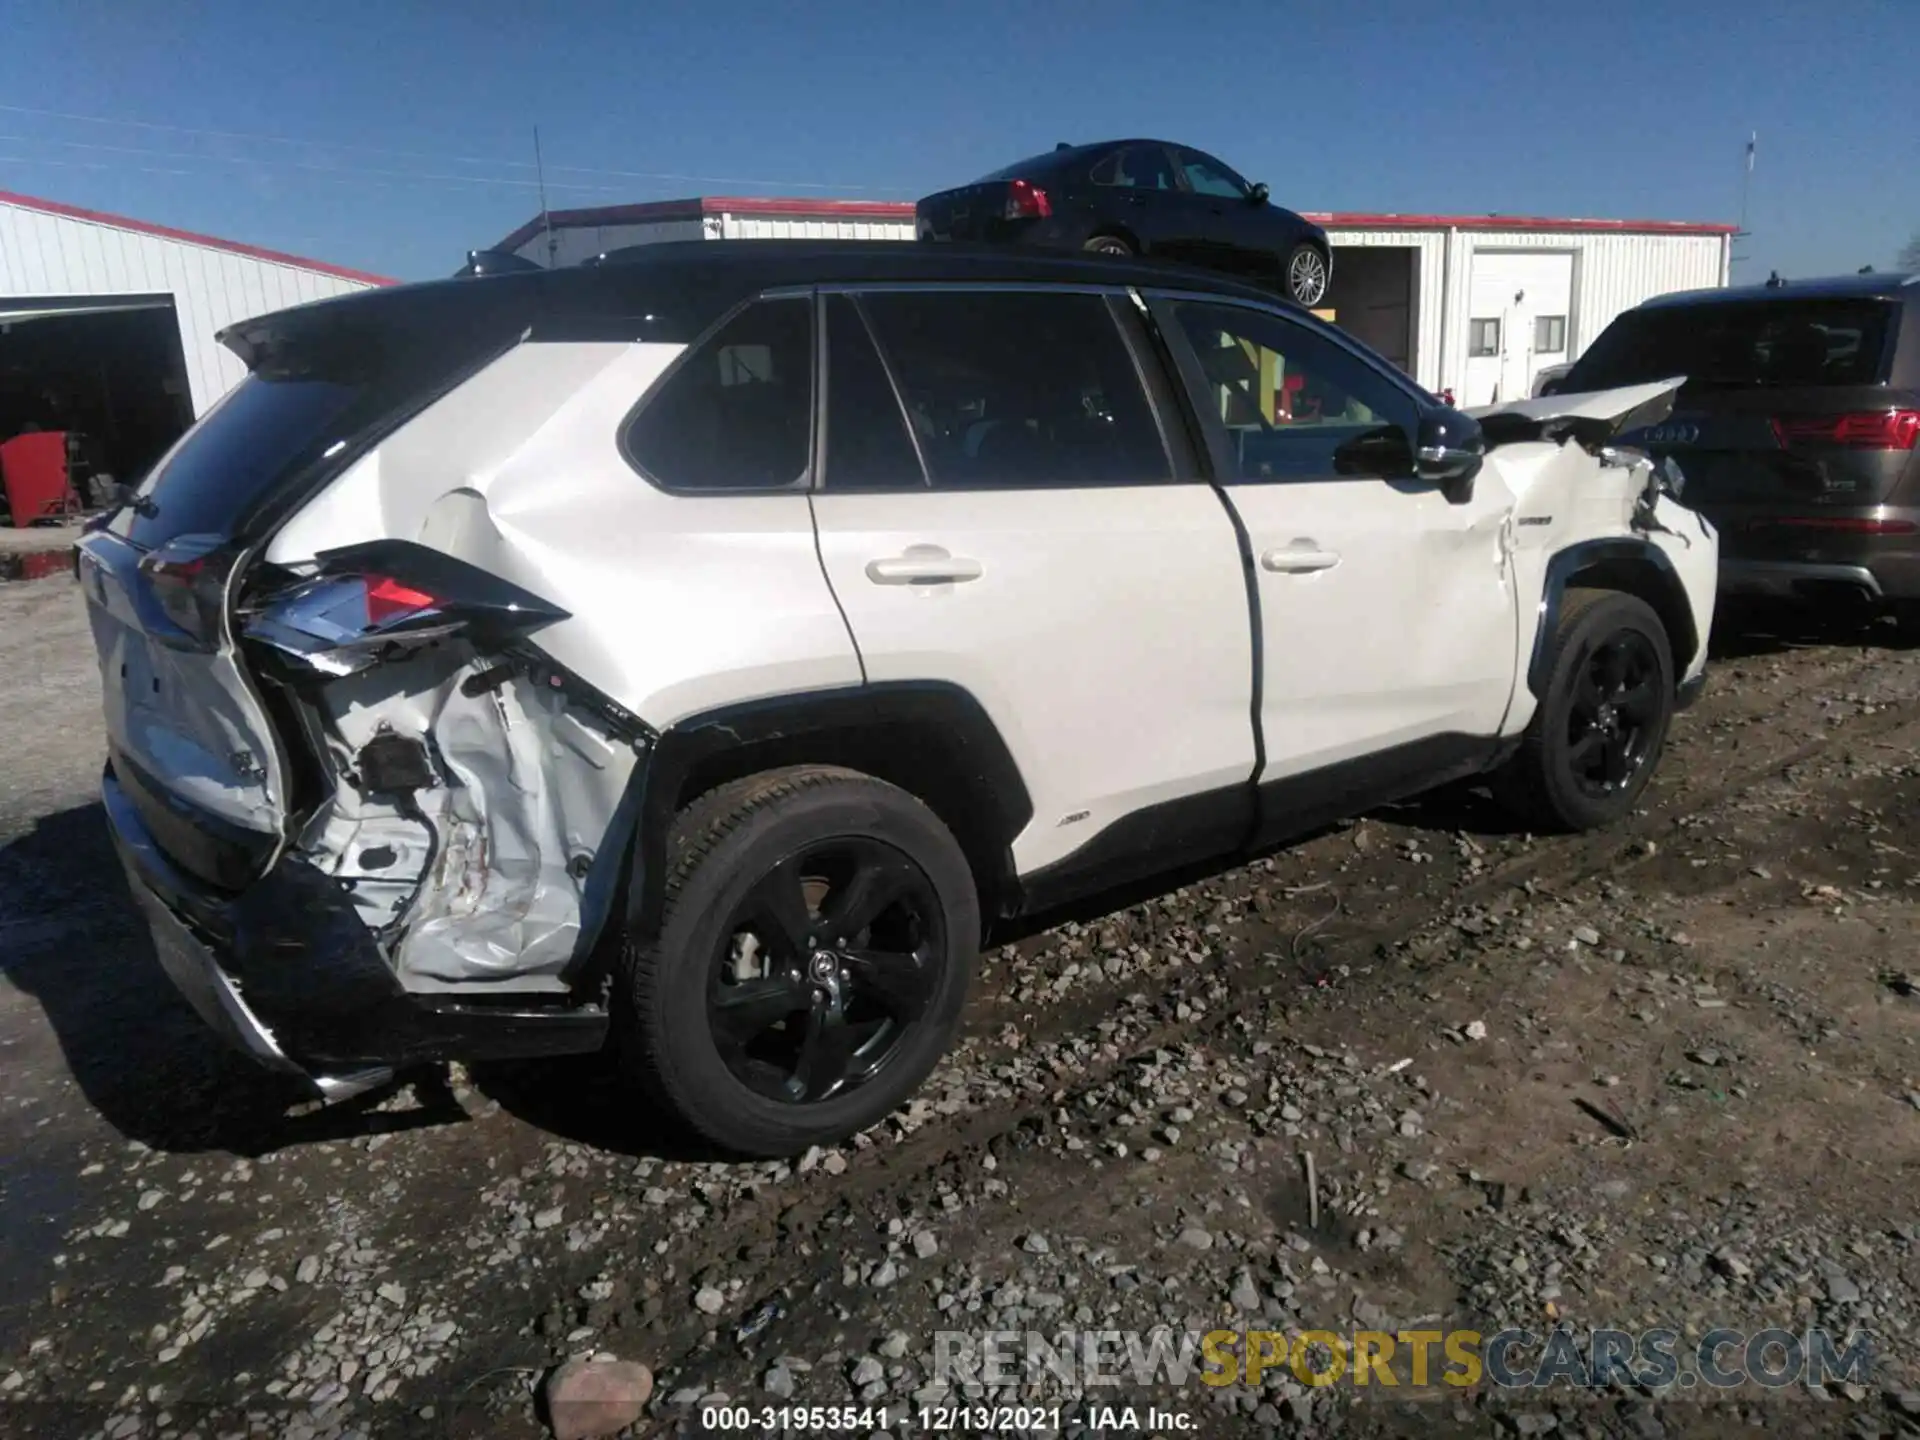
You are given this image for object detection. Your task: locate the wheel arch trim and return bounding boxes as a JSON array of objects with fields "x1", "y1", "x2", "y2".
[
  {"x1": 1526, "y1": 538, "x2": 1698, "y2": 699},
  {"x1": 615, "y1": 681, "x2": 1033, "y2": 948}
]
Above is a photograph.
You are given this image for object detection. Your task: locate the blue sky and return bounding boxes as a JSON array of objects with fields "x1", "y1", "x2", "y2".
[{"x1": 0, "y1": 0, "x2": 1911, "y2": 283}]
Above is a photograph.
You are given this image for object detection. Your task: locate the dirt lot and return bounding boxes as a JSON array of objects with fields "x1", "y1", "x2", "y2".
[{"x1": 4, "y1": 573, "x2": 1920, "y2": 1440}]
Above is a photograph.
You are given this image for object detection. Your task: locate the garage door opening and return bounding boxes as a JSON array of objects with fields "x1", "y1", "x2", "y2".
[
  {"x1": 0, "y1": 295, "x2": 195, "y2": 518},
  {"x1": 1324, "y1": 247, "x2": 1416, "y2": 380}
]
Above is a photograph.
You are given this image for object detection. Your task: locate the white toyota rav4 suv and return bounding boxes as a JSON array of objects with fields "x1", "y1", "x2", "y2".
[{"x1": 77, "y1": 242, "x2": 1716, "y2": 1156}]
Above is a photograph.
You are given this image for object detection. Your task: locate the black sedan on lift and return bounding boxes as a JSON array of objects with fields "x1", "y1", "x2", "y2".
[{"x1": 916, "y1": 139, "x2": 1331, "y2": 307}]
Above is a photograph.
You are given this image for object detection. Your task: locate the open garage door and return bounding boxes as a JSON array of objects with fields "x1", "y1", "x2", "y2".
[
  {"x1": 1324, "y1": 247, "x2": 1415, "y2": 378},
  {"x1": 0, "y1": 294, "x2": 195, "y2": 515}
]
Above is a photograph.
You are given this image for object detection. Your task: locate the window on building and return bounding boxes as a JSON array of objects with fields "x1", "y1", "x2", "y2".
[
  {"x1": 1469, "y1": 318, "x2": 1501, "y2": 358},
  {"x1": 1169, "y1": 301, "x2": 1418, "y2": 482},
  {"x1": 623, "y1": 298, "x2": 812, "y2": 491},
  {"x1": 1535, "y1": 315, "x2": 1567, "y2": 354},
  {"x1": 857, "y1": 290, "x2": 1170, "y2": 489}
]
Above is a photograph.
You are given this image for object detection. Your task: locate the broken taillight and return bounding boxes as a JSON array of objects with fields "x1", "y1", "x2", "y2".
[
  {"x1": 364, "y1": 576, "x2": 439, "y2": 625},
  {"x1": 1770, "y1": 410, "x2": 1920, "y2": 450},
  {"x1": 138, "y1": 534, "x2": 239, "y2": 648},
  {"x1": 244, "y1": 540, "x2": 568, "y2": 676}
]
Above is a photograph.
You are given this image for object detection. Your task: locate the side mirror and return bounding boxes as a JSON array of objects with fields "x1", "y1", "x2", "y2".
[
  {"x1": 1333, "y1": 424, "x2": 1415, "y2": 478},
  {"x1": 1414, "y1": 409, "x2": 1485, "y2": 504},
  {"x1": 1248, "y1": 181, "x2": 1270, "y2": 205}
]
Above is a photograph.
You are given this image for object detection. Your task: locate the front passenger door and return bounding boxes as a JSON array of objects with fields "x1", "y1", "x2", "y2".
[
  {"x1": 1152, "y1": 297, "x2": 1521, "y2": 836},
  {"x1": 1171, "y1": 147, "x2": 1259, "y2": 280}
]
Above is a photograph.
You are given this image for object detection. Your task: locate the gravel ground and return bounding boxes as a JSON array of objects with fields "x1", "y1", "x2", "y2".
[{"x1": 3, "y1": 577, "x2": 1920, "y2": 1440}]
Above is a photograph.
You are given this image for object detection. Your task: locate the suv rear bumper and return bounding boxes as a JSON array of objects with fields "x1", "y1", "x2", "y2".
[
  {"x1": 104, "y1": 766, "x2": 608, "y2": 1094},
  {"x1": 1704, "y1": 505, "x2": 1920, "y2": 602},
  {"x1": 1719, "y1": 560, "x2": 1886, "y2": 601}
]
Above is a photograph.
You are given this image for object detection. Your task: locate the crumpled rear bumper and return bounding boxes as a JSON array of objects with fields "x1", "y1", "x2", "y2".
[{"x1": 103, "y1": 765, "x2": 607, "y2": 1091}]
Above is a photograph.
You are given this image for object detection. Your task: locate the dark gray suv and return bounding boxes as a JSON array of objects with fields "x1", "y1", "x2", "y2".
[{"x1": 1556, "y1": 274, "x2": 1920, "y2": 621}]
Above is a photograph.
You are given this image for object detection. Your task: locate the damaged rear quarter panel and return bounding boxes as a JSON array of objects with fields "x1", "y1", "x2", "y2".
[{"x1": 258, "y1": 337, "x2": 862, "y2": 995}]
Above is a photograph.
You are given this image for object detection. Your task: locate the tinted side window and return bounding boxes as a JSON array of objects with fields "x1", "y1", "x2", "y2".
[
  {"x1": 859, "y1": 290, "x2": 1170, "y2": 489},
  {"x1": 624, "y1": 298, "x2": 811, "y2": 491},
  {"x1": 1170, "y1": 302, "x2": 1417, "y2": 482},
  {"x1": 824, "y1": 296, "x2": 925, "y2": 490},
  {"x1": 1177, "y1": 149, "x2": 1248, "y2": 199},
  {"x1": 1092, "y1": 145, "x2": 1177, "y2": 191}
]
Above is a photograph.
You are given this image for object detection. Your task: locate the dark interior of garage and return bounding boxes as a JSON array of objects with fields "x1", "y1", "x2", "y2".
[
  {"x1": 1324, "y1": 247, "x2": 1417, "y2": 379},
  {"x1": 0, "y1": 296, "x2": 195, "y2": 521}
]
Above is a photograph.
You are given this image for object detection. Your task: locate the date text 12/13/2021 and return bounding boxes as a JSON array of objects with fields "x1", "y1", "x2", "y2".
[{"x1": 697, "y1": 1403, "x2": 1197, "y2": 1432}]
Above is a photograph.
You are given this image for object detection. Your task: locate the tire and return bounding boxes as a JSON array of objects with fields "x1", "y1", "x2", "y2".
[
  {"x1": 1495, "y1": 588, "x2": 1676, "y2": 833},
  {"x1": 1083, "y1": 234, "x2": 1133, "y2": 256},
  {"x1": 1887, "y1": 599, "x2": 1920, "y2": 642},
  {"x1": 1283, "y1": 242, "x2": 1330, "y2": 306},
  {"x1": 616, "y1": 764, "x2": 978, "y2": 1157}
]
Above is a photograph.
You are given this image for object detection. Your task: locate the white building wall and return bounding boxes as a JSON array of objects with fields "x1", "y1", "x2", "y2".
[
  {"x1": 719, "y1": 214, "x2": 917, "y2": 242},
  {"x1": 1431, "y1": 230, "x2": 1727, "y2": 400},
  {"x1": 0, "y1": 200, "x2": 378, "y2": 416}
]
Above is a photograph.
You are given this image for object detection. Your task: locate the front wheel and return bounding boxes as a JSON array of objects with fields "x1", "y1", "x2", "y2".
[
  {"x1": 1283, "y1": 243, "x2": 1330, "y2": 306},
  {"x1": 1495, "y1": 588, "x2": 1676, "y2": 832},
  {"x1": 616, "y1": 765, "x2": 978, "y2": 1157}
]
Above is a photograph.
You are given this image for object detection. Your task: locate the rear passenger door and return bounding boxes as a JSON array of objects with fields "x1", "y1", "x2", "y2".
[
  {"x1": 1088, "y1": 145, "x2": 1193, "y2": 264},
  {"x1": 809, "y1": 287, "x2": 1257, "y2": 884}
]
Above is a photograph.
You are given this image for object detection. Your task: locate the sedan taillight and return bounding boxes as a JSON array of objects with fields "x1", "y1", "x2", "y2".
[{"x1": 1005, "y1": 179, "x2": 1052, "y2": 220}]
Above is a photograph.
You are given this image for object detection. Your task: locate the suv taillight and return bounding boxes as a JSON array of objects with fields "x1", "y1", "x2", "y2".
[
  {"x1": 138, "y1": 534, "x2": 238, "y2": 648},
  {"x1": 1005, "y1": 179, "x2": 1052, "y2": 220},
  {"x1": 1770, "y1": 410, "x2": 1920, "y2": 450}
]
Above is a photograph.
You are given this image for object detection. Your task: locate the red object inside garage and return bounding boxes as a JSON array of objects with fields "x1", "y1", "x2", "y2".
[{"x1": 0, "y1": 430, "x2": 80, "y2": 526}]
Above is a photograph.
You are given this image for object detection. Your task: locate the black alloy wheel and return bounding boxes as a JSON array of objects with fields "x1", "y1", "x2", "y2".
[
  {"x1": 708, "y1": 838, "x2": 942, "y2": 1104},
  {"x1": 618, "y1": 765, "x2": 978, "y2": 1157},
  {"x1": 1564, "y1": 628, "x2": 1663, "y2": 799},
  {"x1": 1084, "y1": 235, "x2": 1133, "y2": 256},
  {"x1": 1494, "y1": 587, "x2": 1676, "y2": 833}
]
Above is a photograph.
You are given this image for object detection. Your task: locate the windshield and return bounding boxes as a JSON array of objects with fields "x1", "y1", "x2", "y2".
[{"x1": 1567, "y1": 297, "x2": 1897, "y2": 392}]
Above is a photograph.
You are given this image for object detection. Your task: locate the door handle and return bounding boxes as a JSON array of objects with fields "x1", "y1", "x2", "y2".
[
  {"x1": 1261, "y1": 544, "x2": 1341, "y2": 574},
  {"x1": 865, "y1": 548, "x2": 984, "y2": 585}
]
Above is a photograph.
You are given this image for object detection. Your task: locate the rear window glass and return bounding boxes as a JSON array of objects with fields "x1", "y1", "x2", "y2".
[
  {"x1": 975, "y1": 151, "x2": 1070, "y2": 183},
  {"x1": 117, "y1": 376, "x2": 364, "y2": 548},
  {"x1": 1568, "y1": 298, "x2": 1896, "y2": 391},
  {"x1": 623, "y1": 298, "x2": 813, "y2": 491}
]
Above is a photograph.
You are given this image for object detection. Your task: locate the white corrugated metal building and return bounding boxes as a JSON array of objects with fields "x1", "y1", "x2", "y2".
[
  {"x1": 0, "y1": 189, "x2": 390, "y2": 495},
  {"x1": 497, "y1": 197, "x2": 1733, "y2": 405}
]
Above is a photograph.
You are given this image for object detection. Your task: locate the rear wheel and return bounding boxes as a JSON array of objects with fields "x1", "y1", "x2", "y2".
[
  {"x1": 1083, "y1": 234, "x2": 1133, "y2": 257},
  {"x1": 616, "y1": 765, "x2": 977, "y2": 1157},
  {"x1": 1283, "y1": 243, "x2": 1329, "y2": 306},
  {"x1": 1495, "y1": 588, "x2": 1675, "y2": 832}
]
